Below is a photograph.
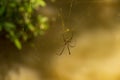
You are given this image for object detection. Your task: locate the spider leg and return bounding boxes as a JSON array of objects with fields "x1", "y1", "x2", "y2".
[
  {"x1": 62, "y1": 33, "x2": 66, "y2": 43},
  {"x1": 68, "y1": 32, "x2": 73, "y2": 42},
  {"x1": 69, "y1": 44, "x2": 75, "y2": 48},
  {"x1": 68, "y1": 32, "x2": 76, "y2": 48},
  {"x1": 57, "y1": 45, "x2": 66, "y2": 56},
  {"x1": 67, "y1": 44, "x2": 71, "y2": 55}
]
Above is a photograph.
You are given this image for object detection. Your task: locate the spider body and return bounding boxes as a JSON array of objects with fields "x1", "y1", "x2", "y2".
[{"x1": 57, "y1": 32, "x2": 74, "y2": 55}]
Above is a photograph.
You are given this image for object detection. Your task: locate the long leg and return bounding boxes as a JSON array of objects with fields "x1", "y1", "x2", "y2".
[
  {"x1": 62, "y1": 33, "x2": 66, "y2": 43},
  {"x1": 63, "y1": 31, "x2": 73, "y2": 44},
  {"x1": 69, "y1": 38, "x2": 76, "y2": 48},
  {"x1": 67, "y1": 32, "x2": 73, "y2": 43},
  {"x1": 67, "y1": 44, "x2": 71, "y2": 55},
  {"x1": 57, "y1": 46, "x2": 66, "y2": 56}
]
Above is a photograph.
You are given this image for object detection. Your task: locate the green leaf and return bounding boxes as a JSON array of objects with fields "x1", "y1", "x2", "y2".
[
  {"x1": 0, "y1": 0, "x2": 48, "y2": 50},
  {"x1": 9, "y1": 30, "x2": 15, "y2": 37},
  {"x1": 27, "y1": 6, "x2": 32, "y2": 13},
  {"x1": 40, "y1": 17, "x2": 48, "y2": 23},
  {"x1": 14, "y1": 38, "x2": 22, "y2": 50},
  {"x1": 4, "y1": 22, "x2": 16, "y2": 31},
  {"x1": 10, "y1": 3, "x2": 16, "y2": 7},
  {"x1": 27, "y1": 23, "x2": 35, "y2": 32},
  {"x1": 40, "y1": 23, "x2": 48, "y2": 30},
  {"x1": 32, "y1": 0, "x2": 46, "y2": 8},
  {"x1": 19, "y1": 7, "x2": 25, "y2": 12},
  {"x1": 0, "y1": 7, "x2": 5, "y2": 16},
  {"x1": 38, "y1": 0, "x2": 46, "y2": 7}
]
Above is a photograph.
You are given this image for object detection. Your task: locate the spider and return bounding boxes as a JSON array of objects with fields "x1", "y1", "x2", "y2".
[
  {"x1": 57, "y1": 31, "x2": 75, "y2": 55},
  {"x1": 56, "y1": 0, "x2": 75, "y2": 55}
]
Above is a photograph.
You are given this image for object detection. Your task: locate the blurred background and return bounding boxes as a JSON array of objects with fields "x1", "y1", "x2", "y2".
[{"x1": 1, "y1": 0, "x2": 120, "y2": 80}]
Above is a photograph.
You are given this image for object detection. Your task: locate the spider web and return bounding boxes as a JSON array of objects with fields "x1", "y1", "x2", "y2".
[
  {"x1": 56, "y1": 0, "x2": 75, "y2": 55},
  {"x1": 57, "y1": 0, "x2": 74, "y2": 33}
]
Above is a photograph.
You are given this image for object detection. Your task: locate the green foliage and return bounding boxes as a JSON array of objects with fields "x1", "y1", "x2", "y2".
[{"x1": 0, "y1": 0, "x2": 49, "y2": 49}]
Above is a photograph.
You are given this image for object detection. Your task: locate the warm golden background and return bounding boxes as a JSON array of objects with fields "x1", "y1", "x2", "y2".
[{"x1": 4, "y1": 0, "x2": 120, "y2": 80}]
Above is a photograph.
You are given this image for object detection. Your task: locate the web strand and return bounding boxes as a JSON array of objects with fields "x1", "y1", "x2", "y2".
[
  {"x1": 56, "y1": 0, "x2": 75, "y2": 55},
  {"x1": 68, "y1": 0, "x2": 74, "y2": 17},
  {"x1": 58, "y1": 8, "x2": 66, "y2": 33}
]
